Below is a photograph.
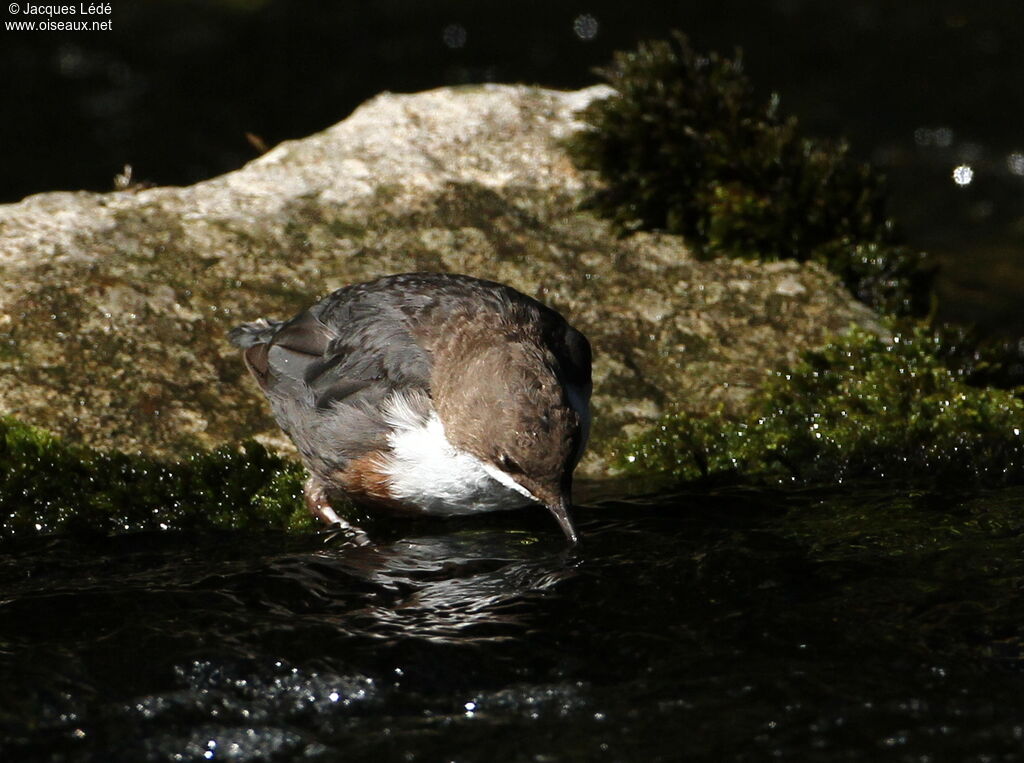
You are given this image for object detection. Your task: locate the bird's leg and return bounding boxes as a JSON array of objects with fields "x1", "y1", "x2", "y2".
[
  {"x1": 304, "y1": 476, "x2": 344, "y2": 525},
  {"x1": 304, "y1": 476, "x2": 371, "y2": 546}
]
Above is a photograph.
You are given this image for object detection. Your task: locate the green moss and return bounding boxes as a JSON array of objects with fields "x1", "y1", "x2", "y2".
[
  {"x1": 618, "y1": 323, "x2": 1024, "y2": 486},
  {"x1": 929, "y1": 323, "x2": 1024, "y2": 391},
  {"x1": 812, "y1": 239, "x2": 935, "y2": 318},
  {"x1": 0, "y1": 417, "x2": 318, "y2": 540},
  {"x1": 566, "y1": 32, "x2": 935, "y2": 316}
]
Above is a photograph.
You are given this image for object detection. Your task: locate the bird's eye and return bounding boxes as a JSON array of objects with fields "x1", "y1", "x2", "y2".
[{"x1": 498, "y1": 453, "x2": 522, "y2": 473}]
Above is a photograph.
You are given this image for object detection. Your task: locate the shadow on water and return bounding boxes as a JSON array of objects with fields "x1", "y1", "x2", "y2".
[{"x1": 2, "y1": 486, "x2": 1024, "y2": 760}]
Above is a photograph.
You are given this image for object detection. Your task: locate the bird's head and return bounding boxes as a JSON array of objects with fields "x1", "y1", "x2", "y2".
[{"x1": 436, "y1": 339, "x2": 590, "y2": 543}]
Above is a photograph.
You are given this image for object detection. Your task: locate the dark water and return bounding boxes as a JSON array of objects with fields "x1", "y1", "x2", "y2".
[{"x1": 4, "y1": 486, "x2": 1024, "y2": 761}]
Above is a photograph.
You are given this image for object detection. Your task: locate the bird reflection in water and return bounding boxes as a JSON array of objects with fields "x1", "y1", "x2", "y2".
[{"x1": 304, "y1": 524, "x2": 581, "y2": 644}]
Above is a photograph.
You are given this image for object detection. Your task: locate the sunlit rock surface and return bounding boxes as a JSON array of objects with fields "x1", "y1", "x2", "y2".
[{"x1": 0, "y1": 85, "x2": 878, "y2": 476}]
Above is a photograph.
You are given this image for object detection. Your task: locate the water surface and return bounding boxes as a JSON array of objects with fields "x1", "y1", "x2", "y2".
[{"x1": 3, "y1": 486, "x2": 1023, "y2": 761}]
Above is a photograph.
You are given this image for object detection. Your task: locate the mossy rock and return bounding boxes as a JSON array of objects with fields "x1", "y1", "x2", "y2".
[
  {"x1": 0, "y1": 416, "x2": 315, "y2": 540},
  {"x1": 565, "y1": 31, "x2": 936, "y2": 317},
  {"x1": 618, "y1": 322, "x2": 1024, "y2": 486},
  {"x1": 0, "y1": 85, "x2": 880, "y2": 478}
]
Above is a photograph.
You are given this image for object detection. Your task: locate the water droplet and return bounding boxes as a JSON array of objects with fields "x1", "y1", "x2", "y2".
[
  {"x1": 952, "y1": 164, "x2": 974, "y2": 186},
  {"x1": 573, "y1": 13, "x2": 599, "y2": 41}
]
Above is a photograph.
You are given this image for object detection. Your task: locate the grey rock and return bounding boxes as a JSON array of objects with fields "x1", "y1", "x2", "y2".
[{"x1": 0, "y1": 84, "x2": 879, "y2": 477}]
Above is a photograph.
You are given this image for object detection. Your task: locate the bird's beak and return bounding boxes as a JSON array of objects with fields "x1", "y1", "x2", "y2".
[{"x1": 545, "y1": 496, "x2": 579, "y2": 544}]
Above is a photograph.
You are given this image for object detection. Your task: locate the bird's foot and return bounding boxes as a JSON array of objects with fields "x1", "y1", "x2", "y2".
[
  {"x1": 305, "y1": 476, "x2": 371, "y2": 546},
  {"x1": 319, "y1": 520, "x2": 372, "y2": 547}
]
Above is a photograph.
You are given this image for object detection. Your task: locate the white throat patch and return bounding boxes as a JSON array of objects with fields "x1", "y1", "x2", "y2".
[{"x1": 378, "y1": 393, "x2": 537, "y2": 516}]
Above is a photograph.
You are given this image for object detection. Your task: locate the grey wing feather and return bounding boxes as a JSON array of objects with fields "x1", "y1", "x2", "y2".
[
  {"x1": 230, "y1": 292, "x2": 433, "y2": 472},
  {"x1": 228, "y1": 318, "x2": 283, "y2": 348}
]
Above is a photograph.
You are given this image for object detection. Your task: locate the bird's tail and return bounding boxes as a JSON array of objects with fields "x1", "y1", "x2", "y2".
[{"x1": 227, "y1": 318, "x2": 283, "y2": 348}]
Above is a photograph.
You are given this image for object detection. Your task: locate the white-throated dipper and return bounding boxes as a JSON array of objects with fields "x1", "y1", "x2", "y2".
[{"x1": 229, "y1": 273, "x2": 592, "y2": 542}]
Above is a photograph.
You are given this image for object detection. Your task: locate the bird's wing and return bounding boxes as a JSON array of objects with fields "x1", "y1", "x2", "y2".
[
  {"x1": 244, "y1": 299, "x2": 430, "y2": 399},
  {"x1": 243, "y1": 295, "x2": 434, "y2": 468}
]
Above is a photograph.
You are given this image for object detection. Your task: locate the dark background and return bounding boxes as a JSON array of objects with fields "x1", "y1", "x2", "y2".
[{"x1": 3, "y1": 0, "x2": 1022, "y2": 331}]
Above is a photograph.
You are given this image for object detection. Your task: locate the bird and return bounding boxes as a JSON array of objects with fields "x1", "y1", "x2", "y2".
[{"x1": 229, "y1": 273, "x2": 592, "y2": 542}]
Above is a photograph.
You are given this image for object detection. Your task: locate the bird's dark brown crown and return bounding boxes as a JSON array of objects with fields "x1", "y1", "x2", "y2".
[{"x1": 425, "y1": 311, "x2": 584, "y2": 505}]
